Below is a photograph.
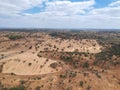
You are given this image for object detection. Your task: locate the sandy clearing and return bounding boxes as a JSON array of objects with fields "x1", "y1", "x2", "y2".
[{"x1": 1, "y1": 52, "x2": 61, "y2": 75}]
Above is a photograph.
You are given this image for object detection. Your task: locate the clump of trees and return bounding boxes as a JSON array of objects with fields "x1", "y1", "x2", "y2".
[
  {"x1": 9, "y1": 86, "x2": 25, "y2": 90},
  {"x1": 96, "y1": 44, "x2": 120, "y2": 60},
  {"x1": 7, "y1": 34, "x2": 23, "y2": 40},
  {"x1": 94, "y1": 44, "x2": 120, "y2": 68},
  {"x1": 60, "y1": 56, "x2": 73, "y2": 62}
]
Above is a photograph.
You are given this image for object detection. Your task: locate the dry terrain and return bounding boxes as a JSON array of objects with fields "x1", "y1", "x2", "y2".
[{"x1": 0, "y1": 30, "x2": 120, "y2": 90}]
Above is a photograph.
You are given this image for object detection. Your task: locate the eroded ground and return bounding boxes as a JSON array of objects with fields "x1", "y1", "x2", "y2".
[{"x1": 0, "y1": 30, "x2": 120, "y2": 90}]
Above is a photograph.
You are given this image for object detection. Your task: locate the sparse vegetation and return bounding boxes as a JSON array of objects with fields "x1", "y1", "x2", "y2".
[{"x1": 0, "y1": 30, "x2": 119, "y2": 90}]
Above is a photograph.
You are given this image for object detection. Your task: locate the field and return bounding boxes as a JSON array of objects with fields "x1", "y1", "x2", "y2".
[{"x1": 0, "y1": 30, "x2": 120, "y2": 90}]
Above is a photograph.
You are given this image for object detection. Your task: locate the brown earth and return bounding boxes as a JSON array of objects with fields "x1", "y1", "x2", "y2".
[{"x1": 0, "y1": 31, "x2": 119, "y2": 90}]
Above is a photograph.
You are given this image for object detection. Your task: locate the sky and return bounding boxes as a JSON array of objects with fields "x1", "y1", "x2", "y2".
[{"x1": 0, "y1": 0, "x2": 120, "y2": 29}]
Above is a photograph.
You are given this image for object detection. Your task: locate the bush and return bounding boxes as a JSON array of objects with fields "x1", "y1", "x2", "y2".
[
  {"x1": 86, "y1": 85, "x2": 91, "y2": 90},
  {"x1": 79, "y1": 81, "x2": 84, "y2": 87},
  {"x1": 20, "y1": 80, "x2": 26, "y2": 84},
  {"x1": 82, "y1": 61, "x2": 89, "y2": 68},
  {"x1": 35, "y1": 86, "x2": 41, "y2": 90},
  {"x1": 50, "y1": 62, "x2": 58, "y2": 68},
  {"x1": 60, "y1": 74, "x2": 67, "y2": 78},
  {"x1": 69, "y1": 72, "x2": 77, "y2": 78},
  {"x1": 28, "y1": 63, "x2": 32, "y2": 66}
]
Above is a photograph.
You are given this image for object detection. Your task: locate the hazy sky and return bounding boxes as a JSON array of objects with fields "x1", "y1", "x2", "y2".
[{"x1": 0, "y1": 0, "x2": 120, "y2": 29}]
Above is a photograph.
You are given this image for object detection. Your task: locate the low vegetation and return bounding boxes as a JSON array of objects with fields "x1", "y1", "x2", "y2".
[{"x1": 0, "y1": 30, "x2": 119, "y2": 90}]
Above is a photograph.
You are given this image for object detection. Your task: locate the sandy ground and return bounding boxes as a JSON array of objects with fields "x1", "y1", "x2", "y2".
[
  {"x1": 1, "y1": 52, "x2": 61, "y2": 75},
  {"x1": 0, "y1": 31, "x2": 119, "y2": 90}
]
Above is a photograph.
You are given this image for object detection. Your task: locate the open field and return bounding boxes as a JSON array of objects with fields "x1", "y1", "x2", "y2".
[{"x1": 0, "y1": 30, "x2": 120, "y2": 90}]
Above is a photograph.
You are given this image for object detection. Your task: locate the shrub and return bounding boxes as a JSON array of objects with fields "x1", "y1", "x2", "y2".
[
  {"x1": 37, "y1": 54, "x2": 42, "y2": 57},
  {"x1": 60, "y1": 74, "x2": 67, "y2": 78},
  {"x1": 35, "y1": 86, "x2": 41, "y2": 90},
  {"x1": 28, "y1": 63, "x2": 32, "y2": 66},
  {"x1": 86, "y1": 85, "x2": 91, "y2": 90},
  {"x1": 20, "y1": 80, "x2": 26, "y2": 84},
  {"x1": 69, "y1": 72, "x2": 77, "y2": 78},
  {"x1": 29, "y1": 46, "x2": 32, "y2": 49},
  {"x1": 50, "y1": 62, "x2": 58, "y2": 68},
  {"x1": 79, "y1": 81, "x2": 84, "y2": 87},
  {"x1": 82, "y1": 61, "x2": 89, "y2": 68},
  {"x1": 11, "y1": 73, "x2": 16, "y2": 75},
  {"x1": 96, "y1": 73, "x2": 101, "y2": 78}
]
